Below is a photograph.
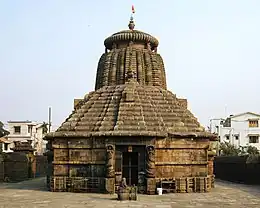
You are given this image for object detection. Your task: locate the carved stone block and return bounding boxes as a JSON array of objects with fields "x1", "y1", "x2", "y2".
[
  {"x1": 146, "y1": 145, "x2": 155, "y2": 178},
  {"x1": 105, "y1": 178, "x2": 115, "y2": 194},
  {"x1": 146, "y1": 178, "x2": 156, "y2": 195},
  {"x1": 106, "y1": 144, "x2": 115, "y2": 178}
]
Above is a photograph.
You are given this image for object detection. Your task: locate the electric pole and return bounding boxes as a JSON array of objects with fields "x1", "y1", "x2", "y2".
[{"x1": 48, "y1": 107, "x2": 52, "y2": 133}]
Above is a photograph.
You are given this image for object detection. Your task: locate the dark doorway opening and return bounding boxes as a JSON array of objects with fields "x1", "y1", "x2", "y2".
[{"x1": 122, "y1": 152, "x2": 138, "y2": 186}]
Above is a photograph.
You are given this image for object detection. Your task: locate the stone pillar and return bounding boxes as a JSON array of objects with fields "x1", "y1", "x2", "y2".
[
  {"x1": 208, "y1": 141, "x2": 217, "y2": 176},
  {"x1": 209, "y1": 156, "x2": 215, "y2": 189},
  {"x1": 208, "y1": 140, "x2": 216, "y2": 189},
  {"x1": 105, "y1": 144, "x2": 115, "y2": 193},
  {"x1": 208, "y1": 156, "x2": 214, "y2": 176},
  {"x1": 146, "y1": 145, "x2": 156, "y2": 194}
]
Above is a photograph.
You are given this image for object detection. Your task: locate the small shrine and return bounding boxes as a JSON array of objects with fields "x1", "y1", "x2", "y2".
[{"x1": 45, "y1": 8, "x2": 217, "y2": 194}]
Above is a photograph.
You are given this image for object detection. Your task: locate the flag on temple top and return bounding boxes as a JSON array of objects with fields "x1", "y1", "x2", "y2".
[{"x1": 132, "y1": 5, "x2": 135, "y2": 13}]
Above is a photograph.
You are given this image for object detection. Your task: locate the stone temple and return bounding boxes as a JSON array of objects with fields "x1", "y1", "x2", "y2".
[{"x1": 44, "y1": 15, "x2": 217, "y2": 194}]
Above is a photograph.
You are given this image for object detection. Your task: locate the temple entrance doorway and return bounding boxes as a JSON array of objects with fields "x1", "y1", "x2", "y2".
[
  {"x1": 115, "y1": 145, "x2": 146, "y2": 189},
  {"x1": 122, "y1": 152, "x2": 138, "y2": 186}
]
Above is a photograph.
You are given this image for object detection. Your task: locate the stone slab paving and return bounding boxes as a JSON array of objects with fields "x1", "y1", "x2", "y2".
[{"x1": 0, "y1": 178, "x2": 259, "y2": 208}]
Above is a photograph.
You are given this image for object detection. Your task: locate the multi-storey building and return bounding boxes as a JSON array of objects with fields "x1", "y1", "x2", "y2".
[
  {"x1": 210, "y1": 112, "x2": 260, "y2": 151},
  {"x1": 6, "y1": 120, "x2": 48, "y2": 155}
]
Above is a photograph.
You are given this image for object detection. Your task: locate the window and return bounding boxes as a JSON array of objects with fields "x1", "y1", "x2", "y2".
[
  {"x1": 4, "y1": 143, "x2": 8, "y2": 151},
  {"x1": 249, "y1": 120, "x2": 258, "y2": 128},
  {"x1": 28, "y1": 125, "x2": 33, "y2": 134},
  {"x1": 225, "y1": 135, "x2": 230, "y2": 140},
  {"x1": 235, "y1": 135, "x2": 239, "y2": 140},
  {"x1": 14, "y1": 126, "x2": 21, "y2": 134},
  {"x1": 249, "y1": 136, "x2": 259, "y2": 143}
]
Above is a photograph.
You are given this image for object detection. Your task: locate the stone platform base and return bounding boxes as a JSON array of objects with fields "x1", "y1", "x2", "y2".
[
  {"x1": 49, "y1": 177, "x2": 104, "y2": 193},
  {"x1": 157, "y1": 175, "x2": 215, "y2": 193},
  {"x1": 49, "y1": 175, "x2": 215, "y2": 194}
]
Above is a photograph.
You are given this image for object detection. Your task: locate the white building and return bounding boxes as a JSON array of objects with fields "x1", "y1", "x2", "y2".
[
  {"x1": 0, "y1": 137, "x2": 12, "y2": 153},
  {"x1": 0, "y1": 122, "x2": 12, "y2": 153},
  {"x1": 210, "y1": 112, "x2": 260, "y2": 151},
  {"x1": 6, "y1": 120, "x2": 48, "y2": 155}
]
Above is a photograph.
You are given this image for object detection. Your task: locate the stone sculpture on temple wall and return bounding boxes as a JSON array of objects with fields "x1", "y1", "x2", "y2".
[
  {"x1": 106, "y1": 144, "x2": 115, "y2": 178},
  {"x1": 146, "y1": 145, "x2": 155, "y2": 178}
]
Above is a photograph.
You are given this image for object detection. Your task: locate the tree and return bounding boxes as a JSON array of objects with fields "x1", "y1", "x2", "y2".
[
  {"x1": 245, "y1": 146, "x2": 260, "y2": 163},
  {"x1": 219, "y1": 141, "x2": 259, "y2": 156},
  {"x1": 219, "y1": 142, "x2": 240, "y2": 156},
  {"x1": 41, "y1": 122, "x2": 48, "y2": 134},
  {"x1": 0, "y1": 121, "x2": 9, "y2": 138},
  {"x1": 245, "y1": 145, "x2": 259, "y2": 155}
]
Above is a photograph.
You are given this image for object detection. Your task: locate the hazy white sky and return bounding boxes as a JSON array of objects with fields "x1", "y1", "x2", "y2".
[{"x1": 1, "y1": 0, "x2": 260, "y2": 129}]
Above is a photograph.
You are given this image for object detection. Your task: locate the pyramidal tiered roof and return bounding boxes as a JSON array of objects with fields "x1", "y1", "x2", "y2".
[{"x1": 46, "y1": 16, "x2": 215, "y2": 139}]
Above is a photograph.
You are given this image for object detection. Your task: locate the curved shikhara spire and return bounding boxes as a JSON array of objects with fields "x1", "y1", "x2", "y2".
[
  {"x1": 95, "y1": 12, "x2": 167, "y2": 90},
  {"x1": 95, "y1": 47, "x2": 167, "y2": 90}
]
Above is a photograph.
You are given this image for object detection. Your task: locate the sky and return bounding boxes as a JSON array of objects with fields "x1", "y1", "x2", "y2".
[{"x1": 0, "y1": 0, "x2": 260, "y2": 129}]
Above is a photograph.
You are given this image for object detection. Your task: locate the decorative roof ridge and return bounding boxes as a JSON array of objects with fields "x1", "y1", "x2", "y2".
[{"x1": 44, "y1": 131, "x2": 217, "y2": 140}]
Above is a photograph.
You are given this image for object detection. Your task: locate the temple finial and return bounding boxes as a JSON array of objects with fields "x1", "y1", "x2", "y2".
[{"x1": 128, "y1": 5, "x2": 135, "y2": 30}]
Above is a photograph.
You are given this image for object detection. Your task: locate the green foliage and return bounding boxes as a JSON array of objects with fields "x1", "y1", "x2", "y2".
[
  {"x1": 219, "y1": 142, "x2": 259, "y2": 156},
  {"x1": 219, "y1": 142, "x2": 240, "y2": 156},
  {"x1": 41, "y1": 122, "x2": 49, "y2": 134},
  {"x1": 246, "y1": 154, "x2": 260, "y2": 164},
  {"x1": 245, "y1": 145, "x2": 259, "y2": 155}
]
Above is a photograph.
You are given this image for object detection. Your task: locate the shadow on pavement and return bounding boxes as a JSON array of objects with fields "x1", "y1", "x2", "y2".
[{"x1": 0, "y1": 177, "x2": 48, "y2": 192}]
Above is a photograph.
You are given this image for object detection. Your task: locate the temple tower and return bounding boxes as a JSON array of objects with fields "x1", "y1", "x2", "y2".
[{"x1": 45, "y1": 10, "x2": 217, "y2": 194}]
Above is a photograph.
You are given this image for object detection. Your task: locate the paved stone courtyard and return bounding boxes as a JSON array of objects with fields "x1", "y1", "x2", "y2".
[{"x1": 0, "y1": 178, "x2": 259, "y2": 208}]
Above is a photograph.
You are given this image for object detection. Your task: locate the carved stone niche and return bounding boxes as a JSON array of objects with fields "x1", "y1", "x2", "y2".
[
  {"x1": 146, "y1": 145, "x2": 155, "y2": 178},
  {"x1": 106, "y1": 144, "x2": 115, "y2": 178}
]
